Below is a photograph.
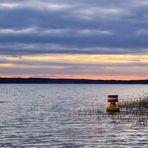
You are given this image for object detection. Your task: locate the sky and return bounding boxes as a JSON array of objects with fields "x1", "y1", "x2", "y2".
[{"x1": 0, "y1": 0, "x2": 148, "y2": 80}]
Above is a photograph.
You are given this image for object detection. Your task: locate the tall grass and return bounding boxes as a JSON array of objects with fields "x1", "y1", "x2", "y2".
[
  {"x1": 119, "y1": 95, "x2": 148, "y2": 110},
  {"x1": 74, "y1": 95, "x2": 148, "y2": 126}
]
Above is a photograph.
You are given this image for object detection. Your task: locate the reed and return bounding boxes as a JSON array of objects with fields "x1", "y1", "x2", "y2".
[
  {"x1": 119, "y1": 95, "x2": 148, "y2": 109},
  {"x1": 74, "y1": 95, "x2": 148, "y2": 126}
]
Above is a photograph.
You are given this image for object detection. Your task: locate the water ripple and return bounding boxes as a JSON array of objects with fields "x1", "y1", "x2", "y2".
[{"x1": 0, "y1": 84, "x2": 148, "y2": 147}]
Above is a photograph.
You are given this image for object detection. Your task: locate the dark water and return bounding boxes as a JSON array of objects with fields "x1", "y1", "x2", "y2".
[{"x1": 0, "y1": 84, "x2": 148, "y2": 147}]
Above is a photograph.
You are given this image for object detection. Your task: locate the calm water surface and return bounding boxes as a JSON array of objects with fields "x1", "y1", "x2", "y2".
[{"x1": 0, "y1": 84, "x2": 148, "y2": 147}]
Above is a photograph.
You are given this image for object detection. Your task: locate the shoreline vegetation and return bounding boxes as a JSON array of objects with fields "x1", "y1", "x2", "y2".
[
  {"x1": 76, "y1": 96, "x2": 148, "y2": 125},
  {"x1": 0, "y1": 78, "x2": 148, "y2": 84},
  {"x1": 120, "y1": 95, "x2": 148, "y2": 110},
  {"x1": 119, "y1": 96, "x2": 148, "y2": 125},
  {"x1": 112, "y1": 96, "x2": 148, "y2": 125}
]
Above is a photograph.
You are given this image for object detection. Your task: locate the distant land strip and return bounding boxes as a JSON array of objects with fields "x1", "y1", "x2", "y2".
[{"x1": 0, "y1": 78, "x2": 148, "y2": 84}]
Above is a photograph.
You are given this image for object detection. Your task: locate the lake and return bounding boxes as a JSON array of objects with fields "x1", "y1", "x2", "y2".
[{"x1": 0, "y1": 84, "x2": 148, "y2": 147}]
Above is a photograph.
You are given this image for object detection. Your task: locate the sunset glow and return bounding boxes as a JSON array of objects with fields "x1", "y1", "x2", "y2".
[
  {"x1": 23, "y1": 54, "x2": 148, "y2": 64},
  {"x1": 0, "y1": 0, "x2": 148, "y2": 80},
  {"x1": 0, "y1": 54, "x2": 148, "y2": 80}
]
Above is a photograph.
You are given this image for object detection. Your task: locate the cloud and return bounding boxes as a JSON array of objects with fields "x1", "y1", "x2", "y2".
[
  {"x1": 74, "y1": 6, "x2": 128, "y2": 21},
  {"x1": 136, "y1": 29, "x2": 148, "y2": 35},
  {"x1": 0, "y1": 1, "x2": 72, "y2": 11},
  {"x1": 0, "y1": 3, "x2": 19, "y2": 9},
  {"x1": 0, "y1": 28, "x2": 34, "y2": 34},
  {"x1": 0, "y1": 0, "x2": 148, "y2": 56},
  {"x1": 0, "y1": 54, "x2": 147, "y2": 79},
  {"x1": 0, "y1": 27, "x2": 112, "y2": 36}
]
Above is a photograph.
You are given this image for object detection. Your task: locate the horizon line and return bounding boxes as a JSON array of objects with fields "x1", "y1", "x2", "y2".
[{"x1": 0, "y1": 77, "x2": 148, "y2": 81}]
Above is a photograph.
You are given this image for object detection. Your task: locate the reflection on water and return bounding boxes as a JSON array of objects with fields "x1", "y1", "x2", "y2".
[{"x1": 0, "y1": 84, "x2": 148, "y2": 147}]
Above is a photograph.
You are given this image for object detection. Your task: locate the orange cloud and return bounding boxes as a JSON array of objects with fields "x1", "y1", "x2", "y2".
[
  {"x1": 0, "y1": 54, "x2": 147, "y2": 80},
  {"x1": 23, "y1": 54, "x2": 148, "y2": 64},
  {"x1": 0, "y1": 63, "x2": 14, "y2": 68}
]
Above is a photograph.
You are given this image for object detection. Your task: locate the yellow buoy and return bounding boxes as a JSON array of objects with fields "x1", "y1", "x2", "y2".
[
  {"x1": 106, "y1": 102, "x2": 120, "y2": 112},
  {"x1": 106, "y1": 95, "x2": 120, "y2": 112}
]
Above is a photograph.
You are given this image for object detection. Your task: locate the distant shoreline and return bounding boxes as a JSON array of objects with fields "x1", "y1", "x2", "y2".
[{"x1": 0, "y1": 78, "x2": 148, "y2": 84}]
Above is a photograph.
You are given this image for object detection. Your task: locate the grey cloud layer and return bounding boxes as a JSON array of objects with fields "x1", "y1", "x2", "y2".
[{"x1": 0, "y1": 0, "x2": 148, "y2": 55}]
